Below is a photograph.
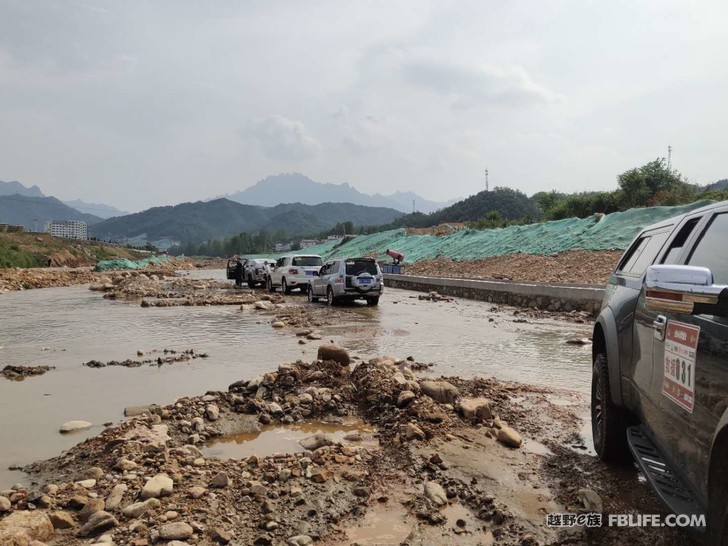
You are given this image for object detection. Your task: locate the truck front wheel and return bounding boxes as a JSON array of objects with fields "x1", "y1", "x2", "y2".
[{"x1": 591, "y1": 353, "x2": 632, "y2": 462}]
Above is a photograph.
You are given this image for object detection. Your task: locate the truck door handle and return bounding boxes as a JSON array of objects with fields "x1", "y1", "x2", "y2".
[{"x1": 653, "y1": 315, "x2": 667, "y2": 340}]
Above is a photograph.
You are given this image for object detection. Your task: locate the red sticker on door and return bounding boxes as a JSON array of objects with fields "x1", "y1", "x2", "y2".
[{"x1": 662, "y1": 321, "x2": 700, "y2": 413}]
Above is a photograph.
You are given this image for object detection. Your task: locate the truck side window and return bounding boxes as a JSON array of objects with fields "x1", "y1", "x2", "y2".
[
  {"x1": 661, "y1": 218, "x2": 700, "y2": 265},
  {"x1": 687, "y1": 213, "x2": 728, "y2": 284},
  {"x1": 627, "y1": 231, "x2": 670, "y2": 275},
  {"x1": 617, "y1": 236, "x2": 649, "y2": 273}
]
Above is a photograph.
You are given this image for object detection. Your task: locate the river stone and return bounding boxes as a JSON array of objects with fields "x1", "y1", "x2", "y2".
[
  {"x1": 419, "y1": 380, "x2": 459, "y2": 404},
  {"x1": 105, "y1": 484, "x2": 127, "y2": 511},
  {"x1": 578, "y1": 488, "x2": 603, "y2": 513},
  {"x1": 188, "y1": 486, "x2": 206, "y2": 499},
  {"x1": 85, "y1": 467, "x2": 104, "y2": 480},
  {"x1": 496, "y1": 426, "x2": 522, "y2": 448},
  {"x1": 0, "y1": 511, "x2": 54, "y2": 544},
  {"x1": 122, "y1": 498, "x2": 160, "y2": 518},
  {"x1": 0, "y1": 496, "x2": 10, "y2": 512},
  {"x1": 299, "y1": 433, "x2": 333, "y2": 451},
  {"x1": 316, "y1": 344, "x2": 350, "y2": 366},
  {"x1": 424, "y1": 481, "x2": 448, "y2": 506},
  {"x1": 288, "y1": 536, "x2": 313, "y2": 546},
  {"x1": 210, "y1": 527, "x2": 232, "y2": 544},
  {"x1": 114, "y1": 458, "x2": 137, "y2": 471},
  {"x1": 396, "y1": 390, "x2": 416, "y2": 408},
  {"x1": 78, "y1": 497, "x2": 105, "y2": 522},
  {"x1": 76, "y1": 511, "x2": 118, "y2": 537},
  {"x1": 210, "y1": 472, "x2": 229, "y2": 488},
  {"x1": 457, "y1": 397, "x2": 493, "y2": 421},
  {"x1": 141, "y1": 474, "x2": 173, "y2": 499},
  {"x1": 159, "y1": 522, "x2": 194, "y2": 540},
  {"x1": 272, "y1": 321, "x2": 285, "y2": 329},
  {"x1": 205, "y1": 404, "x2": 220, "y2": 421},
  {"x1": 49, "y1": 511, "x2": 76, "y2": 530},
  {"x1": 76, "y1": 479, "x2": 96, "y2": 489},
  {"x1": 60, "y1": 420, "x2": 92, "y2": 433},
  {"x1": 404, "y1": 423, "x2": 425, "y2": 441}
]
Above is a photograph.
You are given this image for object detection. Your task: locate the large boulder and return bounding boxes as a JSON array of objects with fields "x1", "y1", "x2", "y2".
[
  {"x1": 496, "y1": 426, "x2": 522, "y2": 448},
  {"x1": 457, "y1": 397, "x2": 493, "y2": 421},
  {"x1": 0, "y1": 511, "x2": 54, "y2": 545},
  {"x1": 419, "y1": 380, "x2": 459, "y2": 404},
  {"x1": 317, "y1": 344, "x2": 351, "y2": 366},
  {"x1": 141, "y1": 474, "x2": 174, "y2": 499},
  {"x1": 76, "y1": 510, "x2": 118, "y2": 537}
]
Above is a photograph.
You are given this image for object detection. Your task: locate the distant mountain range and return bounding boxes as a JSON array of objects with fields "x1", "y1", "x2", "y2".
[
  {"x1": 224, "y1": 173, "x2": 457, "y2": 213},
  {"x1": 62, "y1": 199, "x2": 128, "y2": 219},
  {"x1": 0, "y1": 180, "x2": 45, "y2": 198},
  {"x1": 90, "y1": 198, "x2": 403, "y2": 245},
  {"x1": 0, "y1": 194, "x2": 103, "y2": 230}
]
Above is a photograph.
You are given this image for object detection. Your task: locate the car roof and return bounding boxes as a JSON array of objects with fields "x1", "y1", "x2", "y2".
[{"x1": 638, "y1": 199, "x2": 728, "y2": 234}]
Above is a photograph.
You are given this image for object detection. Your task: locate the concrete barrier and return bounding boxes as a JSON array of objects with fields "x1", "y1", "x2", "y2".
[{"x1": 383, "y1": 274, "x2": 605, "y2": 315}]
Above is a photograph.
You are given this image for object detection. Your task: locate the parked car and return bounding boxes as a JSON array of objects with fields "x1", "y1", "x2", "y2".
[
  {"x1": 307, "y1": 257, "x2": 383, "y2": 306},
  {"x1": 226, "y1": 257, "x2": 247, "y2": 282},
  {"x1": 591, "y1": 200, "x2": 728, "y2": 542},
  {"x1": 267, "y1": 254, "x2": 323, "y2": 294},
  {"x1": 244, "y1": 258, "x2": 275, "y2": 288}
]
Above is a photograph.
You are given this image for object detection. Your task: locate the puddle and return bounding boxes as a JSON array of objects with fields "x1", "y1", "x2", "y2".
[
  {"x1": 521, "y1": 438, "x2": 554, "y2": 456},
  {"x1": 340, "y1": 500, "x2": 412, "y2": 545},
  {"x1": 202, "y1": 419, "x2": 375, "y2": 459}
]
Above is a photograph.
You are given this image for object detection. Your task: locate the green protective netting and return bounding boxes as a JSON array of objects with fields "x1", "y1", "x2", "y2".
[
  {"x1": 289, "y1": 201, "x2": 712, "y2": 263},
  {"x1": 95, "y1": 255, "x2": 172, "y2": 271}
]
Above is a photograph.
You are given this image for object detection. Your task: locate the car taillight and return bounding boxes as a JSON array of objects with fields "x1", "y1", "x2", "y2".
[
  {"x1": 336, "y1": 276, "x2": 344, "y2": 284},
  {"x1": 289, "y1": 268, "x2": 299, "y2": 274}
]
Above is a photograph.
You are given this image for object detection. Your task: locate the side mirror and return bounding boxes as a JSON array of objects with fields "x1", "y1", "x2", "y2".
[{"x1": 645, "y1": 265, "x2": 728, "y2": 315}]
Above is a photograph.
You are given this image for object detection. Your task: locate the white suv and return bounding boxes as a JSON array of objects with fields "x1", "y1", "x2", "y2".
[{"x1": 267, "y1": 254, "x2": 323, "y2": 294}]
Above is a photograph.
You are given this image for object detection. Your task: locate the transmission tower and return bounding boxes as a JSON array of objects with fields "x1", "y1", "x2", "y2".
[
  {"x1": 485, "y1": 169, "x2": 489, "y2": 192},
  {"x1": 668, "y1": 145, "x2": 672, "y2": 172}
]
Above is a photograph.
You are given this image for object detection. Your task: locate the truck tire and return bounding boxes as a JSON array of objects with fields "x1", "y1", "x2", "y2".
[
  {"x1": 267, "y1": 276, "x2": 275, "y2": 293},
  {"x1": 327, "y1": 287, "x2": 336, "y2": 306},
  {"x1": 591, "y1": 353, "x2": 632, "y2": 462},
  {"x1": 247, "y1": 275, "x2": 255, "y2": 289},
  {"x1": 366, "y1": 296, "x2": 379, "y2": 306},
  {"x1": 307, "y1": 285, "x2": 319, "y2": 303}
]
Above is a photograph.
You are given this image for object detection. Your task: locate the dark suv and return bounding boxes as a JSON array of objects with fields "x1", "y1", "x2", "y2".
[{"x1": 591, "y1": 200, "x2": 728, "y2": 542}]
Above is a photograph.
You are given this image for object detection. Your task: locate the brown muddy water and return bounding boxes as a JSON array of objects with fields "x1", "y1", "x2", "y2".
[{"x1": 0, "y1": 272, "x2": 593, "y2": 487}]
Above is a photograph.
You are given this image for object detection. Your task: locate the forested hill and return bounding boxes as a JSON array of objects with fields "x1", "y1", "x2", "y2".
[
  {"x1": 0, "y1": 194, "x2": 102, "y2": 230},
  {"x1": 386, "y1": 187, "x2": 540, "y2": 229},
  {"x1": 90, "y1": 198, "x2": 403, "y2": 243}
]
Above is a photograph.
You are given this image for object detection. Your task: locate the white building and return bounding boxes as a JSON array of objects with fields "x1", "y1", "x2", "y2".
[
  {"x1": 299, "y1": 239, "x2": 319, "y2": 248},
  {"x1": 45, "y1": 220, "x2": 88, "y2": 240}
]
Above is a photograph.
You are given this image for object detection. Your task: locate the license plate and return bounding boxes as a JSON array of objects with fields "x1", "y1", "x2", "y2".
[
  {"x1": 359, "y1": 278, "x2": 372, "y2": 285},
  {"x1": 305, "y1": 271, "x2": 315, "y2": 276}
]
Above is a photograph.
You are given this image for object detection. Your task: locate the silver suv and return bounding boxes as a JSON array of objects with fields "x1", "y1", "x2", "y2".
[
  {"x1": 307, "y1": 257, "x2": 383, "y2": 306},
  {"x1": 244, "y1": 259, "x2": 275, "y2": 288},
  {"x1": 267, "y1": 254, "x2": 323, "y2": 294}
]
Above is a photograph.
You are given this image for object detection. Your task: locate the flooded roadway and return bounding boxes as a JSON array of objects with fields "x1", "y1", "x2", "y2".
[{"x1": 0, "y1": 271, "x2": 593, "y2": 488}]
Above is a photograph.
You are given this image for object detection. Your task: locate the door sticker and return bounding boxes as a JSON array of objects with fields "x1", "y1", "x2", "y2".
[{"x1": 662, "y1": 321, "x2": 700, "y2": 413}]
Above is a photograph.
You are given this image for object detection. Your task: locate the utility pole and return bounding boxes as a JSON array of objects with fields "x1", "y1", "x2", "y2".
[
  {"x1": 485, "y1": 169, "x2": 489, "y2": 192},
  {"x1": 668, "y1": 145, "x2": 672, "y2": 172},
  {"x1": 412, "y1": 199, "x2": 415, "y2": 214}
]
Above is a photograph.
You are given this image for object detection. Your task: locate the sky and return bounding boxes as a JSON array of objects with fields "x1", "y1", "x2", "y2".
[{"x1": 1, "y1": 0, "x2": 727, "y2": 212}]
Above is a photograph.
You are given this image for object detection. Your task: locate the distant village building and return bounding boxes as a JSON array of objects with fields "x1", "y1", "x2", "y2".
[
  {"x1": 299, "y1": 239, "x2": 320, "y2": 248},
  {"x1": 45, "y1": 220, "x2": 88, "y2": 240},
  {"x1": 274, "y1": 242, "x2": 292, "y2": 252},
  {"x1": 326, "y1": 235, "x2": 343, "y2": 240},
  {"x1": 0, "y1": 224, "x2": 26, "y2": 233}
]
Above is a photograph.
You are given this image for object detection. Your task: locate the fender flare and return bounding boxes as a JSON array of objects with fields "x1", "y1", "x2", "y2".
[{"x1": 594, "y1": 307, "x2": 623, "y2": 406}]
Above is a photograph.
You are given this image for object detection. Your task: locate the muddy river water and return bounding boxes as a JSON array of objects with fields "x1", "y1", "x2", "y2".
[{"x1": 0, "y1": 271, "x2": 593, "y2": 488}]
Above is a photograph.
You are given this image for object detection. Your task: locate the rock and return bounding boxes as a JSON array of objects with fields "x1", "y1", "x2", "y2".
[
  {"x1": 167, "y1": 542, "x2": 191, "y2": 546},
  {"x1": 123, "y1": 406, "x2": 156, "y2": 417},
  {"x1": 205, "y1": 404, "x2": 220, "y2": 421},
  {"x1": 85, "y1": 467, "x2": 104, "y2": 480},
  {"x1": 578, "y1": 488, "x2": 603, "y2": 513},
  {"x1": 210, "y1": 527, "x2": 232, "y2": 544},
  {"x1": 457, "y1": 398, "x2": 493, "y2": 421},
  {"x1": 272, "y1": 321, "x2": 285, "y2": 329},
  {"x1": 496, "y1": 426, "x2": 522, "y2": 448},
  {"x1": 288, "y1": 535, "x2": 313, "y2": 546},
  {"x1": 424, "y1": 481, "x2": 448, "y2": 506},
  {"x1": 0, "y1": 496, "x2": 10, "y2": 512},
  {"x1": 188, "y1": 486, "x2": 206, "y2": 499},
  {"x1": 267, "y1": 402, "x2": 283, "y2": 415},
  {"x1": 49, "y1": 511, "x2": 76, "y2": 530},
  {"x1": 210, "y1": 472, "x2": 229, "y2": 488},
  {"x1": 317, "y1": 344, "x2": 350, "y2": 366},
  {"x1": 310, "y1": 468, "x2": 330, "y2": 483},
  {"x1": 41, "y1": 485, "x2": 58, "y2": 496},
  {"x1": 255, "y1": 301, "x2": 275, "y2": 310},
  {"x1": 60, "y1": 420, "x2": 92, "y2": 433},
  {"x1": 122, "y1": 498, "x2": 160, "y2": 519},
  {"x1": 105, "y1": 484, "x2": 127, "y2": 511},
  {"x1": 114, "y1": 458, "x2": 137, "y2": 471},
  {"x1": 159, "y1": 522, "x2": 194, "y2": 540},
  {"x1": 306, "y1": 333, "x2": 322, "y2": 340},
  {"x1": 419, "y1": 380, "x2": 459, "y2": 404},
  {"x1": 141, "y1": 474, "x2": 174, "y2": 499},
  {"x1": 0, "y1": 511, "x2": 54, "y2": 544},
  {"x1": 76, "y1": 511, "x2": 118, "y2": 537},
  {"x1": 298, "y1": 393, "x2": 313, "y2": 404},
  {"x1": 404, "y1": 423, "x2": 426, "y2": 441},
  {"x1": 396, "y1": 390, "x2": 416, "y2": 408},
  {"x1": 78, "y1": 498, "x2": 105, "y2": 522},
  {"x1": 299, "y1": 433, "x2": 333, "y2": 451},
  {"x1": 76, "y1": 479, "x2": 96, "y2": 489}
]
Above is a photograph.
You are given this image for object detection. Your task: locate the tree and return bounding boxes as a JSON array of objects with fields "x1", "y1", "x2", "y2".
[{"x1": 618, "y1": 158, "x2": 693, "y2": 208}]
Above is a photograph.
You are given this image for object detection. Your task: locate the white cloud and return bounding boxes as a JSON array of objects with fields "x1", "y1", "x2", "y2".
[{"x1": 243, "y1": 115, "x2": 322, "y2": 161}]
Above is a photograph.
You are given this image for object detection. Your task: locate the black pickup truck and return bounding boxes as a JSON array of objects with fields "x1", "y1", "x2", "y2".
[{"x1": 591, "y1": 200, "x2": 728, "y2": 543}]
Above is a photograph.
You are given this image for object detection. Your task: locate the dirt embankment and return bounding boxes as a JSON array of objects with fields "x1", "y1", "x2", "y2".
[{"x1": 405, "y1": 250, "x2": 623, "y2": 286}]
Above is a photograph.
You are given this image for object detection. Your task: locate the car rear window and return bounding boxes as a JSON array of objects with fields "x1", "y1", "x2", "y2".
[
  {"x1": 345, "y1": 259, "x2": 378, "y2": 276},
  {"x1": 292, "y1": 256, "x2": 322, "y2": 267}
]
